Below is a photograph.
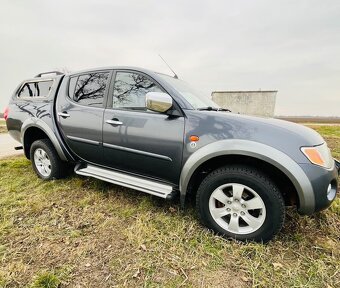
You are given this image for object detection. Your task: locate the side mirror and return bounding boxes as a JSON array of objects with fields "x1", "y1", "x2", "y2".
[{"x1": 145, "y1": 92, "x2": 173, "y2": 113}]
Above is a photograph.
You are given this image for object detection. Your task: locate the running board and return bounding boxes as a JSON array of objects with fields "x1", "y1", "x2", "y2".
[{"x1": 75, "y1": 164, "x2": 175, "y2": 199}]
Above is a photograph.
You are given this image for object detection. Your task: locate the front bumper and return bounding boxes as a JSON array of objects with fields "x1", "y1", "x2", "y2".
[
  {"x1": 335, "y1": 159, "x2": 340, "y2": 174},
  {"x1": 299, "y1": 159, "x2": 339, "y2": 214}
]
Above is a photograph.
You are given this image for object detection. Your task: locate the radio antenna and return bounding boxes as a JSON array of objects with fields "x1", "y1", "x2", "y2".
[{"x1": 158, "y1": 54, "x2": 178, "y2": 79}]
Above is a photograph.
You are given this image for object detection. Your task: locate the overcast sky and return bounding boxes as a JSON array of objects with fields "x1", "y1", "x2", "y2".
[{"x1": 0, "y1": 0, "x2": 339, "y2": 116}]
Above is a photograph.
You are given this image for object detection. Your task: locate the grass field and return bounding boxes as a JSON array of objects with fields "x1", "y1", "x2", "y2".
[
  {"x1": 306, "y1": 125, "x2": 340, "y2": 159},
  {"x1": 277, "y1": 116, "x2": 340, "y2": 124},
  {"x1": 0, "y1": 126, "x2": 339, "y2": 287},
  {"x1": 0, "y1": 119, "x2": 7, "y2": 134}
]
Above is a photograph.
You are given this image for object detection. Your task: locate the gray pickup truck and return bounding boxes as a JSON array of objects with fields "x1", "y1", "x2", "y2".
[{"x1": 5, "y1": 67, "x2": 339, "y2": 242}]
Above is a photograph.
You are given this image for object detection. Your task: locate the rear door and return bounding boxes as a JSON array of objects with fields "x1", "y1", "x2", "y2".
[
  {"x1": 102, "y1": 70, "x2": 185, "y2": 184},
  {"x1": 56, "y1": 70, "x2": 111, "y2": 164}
]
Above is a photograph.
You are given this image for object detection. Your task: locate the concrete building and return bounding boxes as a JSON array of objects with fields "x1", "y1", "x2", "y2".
[{"x1": 212, "y1": 90, "x2": 277, "y2": 117}]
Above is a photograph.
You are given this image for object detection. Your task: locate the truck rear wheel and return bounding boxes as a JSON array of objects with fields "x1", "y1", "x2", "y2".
[
  {"x1": 196, "y1": 165, "x2": 285, "y2": 243},
  {"x1": 30, "y1": 139, "x2": 67, "y2": 180}
]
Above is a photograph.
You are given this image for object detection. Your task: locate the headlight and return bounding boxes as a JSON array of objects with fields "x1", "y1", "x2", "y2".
[{"x1": 301, "y1": 143, "x2": 333, "y2": 169}]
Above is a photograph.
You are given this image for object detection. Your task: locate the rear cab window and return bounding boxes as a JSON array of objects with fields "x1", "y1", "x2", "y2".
[{"x1": 18, "y1": 80, "x2": 54, "y2": 98}]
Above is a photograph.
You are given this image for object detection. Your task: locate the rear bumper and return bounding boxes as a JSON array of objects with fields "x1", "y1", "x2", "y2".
[{"x1": 298, "y1": 160, "x2": 339, "y2": 215}]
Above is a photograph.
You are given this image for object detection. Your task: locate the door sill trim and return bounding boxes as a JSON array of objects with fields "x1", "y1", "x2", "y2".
[{"x1": 75, "y1": 164, "x2": 174, "y2": 199}]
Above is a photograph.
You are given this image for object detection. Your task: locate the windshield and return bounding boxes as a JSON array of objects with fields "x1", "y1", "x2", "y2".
[{"x1": 158, "y1": 74, "x2": 219, "y2": 109}]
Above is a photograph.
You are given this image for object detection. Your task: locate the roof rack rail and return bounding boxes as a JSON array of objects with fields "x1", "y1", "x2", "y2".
[{"x1": 35, "y1": 71, "x2": 64, "y2": 78}]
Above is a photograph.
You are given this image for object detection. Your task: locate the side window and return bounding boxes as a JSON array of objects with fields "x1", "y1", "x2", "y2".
[
  {"x1": 72, "y1": 72, "x2": 109, "y2": 107},
  {"x1": 18, "y1": 80, "x2": 53, "y2": 98},
  {"x1": 18, "y1": 83, "x2": 35, "y2": 97},
  {"x1": 68, "y1": 76, "x2": 78, "y2": 99},
  {"x1": 112, "y1": 72, "x2": 162, "y2": 110},
  {"x1": 35, "y1": 81, "x2": 53, "y2": 96}
]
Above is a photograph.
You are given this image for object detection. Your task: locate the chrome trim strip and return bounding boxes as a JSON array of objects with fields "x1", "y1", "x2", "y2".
[
  {"x1": 67, "y1": 135, "x2": 100, "y2": 146},
  {"x1": 103, "y1": 142, "x2": 172, "y2": 162},
  {"x1": 75, "y1": 164, "x2": 173, "y2": 198}
]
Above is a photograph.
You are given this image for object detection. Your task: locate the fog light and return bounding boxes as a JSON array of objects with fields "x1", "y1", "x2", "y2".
[
  {"x1": 327, "y1": 184, "x2": 332, "y2": 195},
  {"x1": 327, "y1": 181, "x2": 336, "y2": 201}
]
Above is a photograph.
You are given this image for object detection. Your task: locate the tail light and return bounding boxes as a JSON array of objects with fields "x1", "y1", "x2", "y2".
[{"x1": 3, "y1": 106, "x2": 9, "y2": 121}]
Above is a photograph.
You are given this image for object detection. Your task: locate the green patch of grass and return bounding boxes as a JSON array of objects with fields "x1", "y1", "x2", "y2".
[
  {"x1": 0, "y1": 274, "x2": 7, "y2": 288},
  {"x1": 0, "y1": 126, "x2": 339, "y2": 287},
  {"x1": 330, "y1": 197, "x2": 340, "y2": 215},
  {"x1": 30, "y1": 272, "x2": 60, "y2": 288},
  {"x1": 306, "y1": 125, "x2": 340, "y2": 138},
  {"x1": 306, "y1": 125, "x2": 340, "y2": 159}
]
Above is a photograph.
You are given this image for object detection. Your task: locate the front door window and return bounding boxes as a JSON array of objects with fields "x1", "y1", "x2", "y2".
[{"x1": 112, "y1": 72, "x2": 162, "y2": 111}]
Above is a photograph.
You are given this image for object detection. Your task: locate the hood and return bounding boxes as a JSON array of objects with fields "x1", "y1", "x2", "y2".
[
  {"x1": 184, "y1": 110, "x2": 326, "y2": 164},
  {"x1": 225, "y1": 113, "x2": 325, "y2": 145}
]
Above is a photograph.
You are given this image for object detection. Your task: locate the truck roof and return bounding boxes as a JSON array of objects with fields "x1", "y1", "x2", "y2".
[
  {"x1": 68, "y1": 66, "x2": 161, "y2": 76},
  {"x1": 32, "y1": 66, "x2": 174, "y2": 81}
]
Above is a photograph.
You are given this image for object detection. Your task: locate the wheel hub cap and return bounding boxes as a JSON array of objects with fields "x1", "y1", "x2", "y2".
[
  {"x1": 231, "y1": 202, "x2": 241, "y2": 211},
  {"x1": 208, "y1": 183, "x2": 266, "y2": 235},
  {"x1": 34, "y1": 148, "x2": 51, "y2": 177}
]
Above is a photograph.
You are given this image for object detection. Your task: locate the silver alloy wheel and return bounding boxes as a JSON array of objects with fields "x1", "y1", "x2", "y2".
[
  {"x1": 208, "y1": 183, "x2": 266, "y2": 235},
  {"x1": 34, "y1": 148, "x2": 52, "y2": 177}
]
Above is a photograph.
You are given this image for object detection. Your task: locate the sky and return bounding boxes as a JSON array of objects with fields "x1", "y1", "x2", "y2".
[{"x1": 0, "y1": 0, "x2": 339, "y2": 116}]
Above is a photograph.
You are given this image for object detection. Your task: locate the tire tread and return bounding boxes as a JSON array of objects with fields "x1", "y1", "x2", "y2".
[
  {"x1": 196, "y1": 165, "x2": 285, "y2": 242},
  {"x1": 30, "y1": 138, "x2": 67, "y2": 180}
]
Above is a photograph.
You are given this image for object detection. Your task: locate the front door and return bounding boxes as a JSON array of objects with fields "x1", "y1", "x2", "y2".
[
  {"x1": 56, "y1": 70, "x2": 111, "y2": 164},
  {"x1": 102, "y1": 71, "x2": 184, "y2": 184}
]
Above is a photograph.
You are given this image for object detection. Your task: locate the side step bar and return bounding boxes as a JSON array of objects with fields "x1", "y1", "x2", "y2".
[{"x1": 75, "y1": 164, "x2": 176, "y2": 199}]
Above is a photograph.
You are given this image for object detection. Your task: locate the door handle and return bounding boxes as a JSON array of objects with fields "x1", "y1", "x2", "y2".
[
  {"x1": 106, "y1": 119, "x2": 123, "y2": 126},
  {"x1": 58, "y1": 112, "x2": 70, "y2": 118}
]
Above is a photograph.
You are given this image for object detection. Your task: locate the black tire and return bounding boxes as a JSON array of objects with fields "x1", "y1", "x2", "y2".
[
  {"x1": 196, "y1": 165, "x2": 285, "y2": 243},
  {"x1": 30, "y1": 139, "x2": 67, "y2": 180}
]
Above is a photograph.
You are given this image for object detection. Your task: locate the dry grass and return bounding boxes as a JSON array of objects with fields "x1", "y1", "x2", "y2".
[
  {"x1": 0, "y1": 126, "x2": 339, "y2": 287},
  {"x1": 0, "y1": 119, "x2": 7, "y2": 134}
]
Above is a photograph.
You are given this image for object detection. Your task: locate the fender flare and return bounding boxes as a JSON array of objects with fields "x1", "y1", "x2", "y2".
[
  {"x1": 179, "y1": 139, "x2": 315, "y2": 215},
  {"x1": 21, "y1": 117, "x2": 67, "y2": 161}
]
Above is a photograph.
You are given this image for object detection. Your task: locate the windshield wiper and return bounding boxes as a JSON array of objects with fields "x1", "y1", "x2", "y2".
[
  {"x1": 197, "y1": 106, "x2": 219, "y2": 111},
  {"x1": 218, "y1": 108, "x2": 232, "y2": 112},
  {"x1": 197, "y1": 106, "x2": 231, "y2": 112}
]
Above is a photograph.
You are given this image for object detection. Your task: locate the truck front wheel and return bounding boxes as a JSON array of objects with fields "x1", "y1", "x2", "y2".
[
  {"x1": 30, "y1": 139, "x2": 67, "y2": 180},
  {"x1": 196, "y1": 165, "x2": 285, "y2": 243}
]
